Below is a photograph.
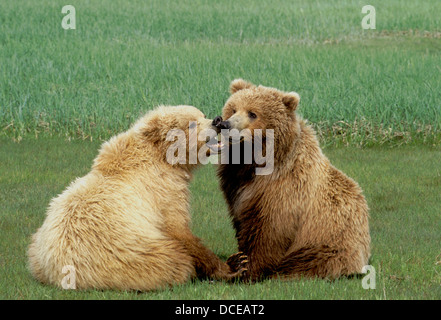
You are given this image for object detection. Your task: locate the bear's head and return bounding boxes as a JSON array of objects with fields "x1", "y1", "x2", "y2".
[
  {"x1": 219, "y1": 79, "x2": 301, "y2": 156},
  {"x1": 136, "y1": 105, "x2": 222, "y2": 168}
]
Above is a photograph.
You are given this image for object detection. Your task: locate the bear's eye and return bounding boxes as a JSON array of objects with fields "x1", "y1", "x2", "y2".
[
  {"x1": 189, "y1": 122, "x2": 197, "y2": 129},
  {"x1": 248, "y1": 111, "x2": 257, "y2": 119},
  {"x1": 232, "y1": 109, "x2": 236, "y2": 114}
]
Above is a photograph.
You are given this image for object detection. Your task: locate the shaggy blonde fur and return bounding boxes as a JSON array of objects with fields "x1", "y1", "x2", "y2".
[{"x1": 28, "y1": 105, "x2": 241, "y2": 291}]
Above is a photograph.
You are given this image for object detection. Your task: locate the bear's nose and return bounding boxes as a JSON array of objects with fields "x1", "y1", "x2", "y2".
[
  {"x1": 212, "y1": 116, "x2": 223, "y2": 127},
  {"x1": 219, "y1": 121, "x2": 231, "y2": 130}
]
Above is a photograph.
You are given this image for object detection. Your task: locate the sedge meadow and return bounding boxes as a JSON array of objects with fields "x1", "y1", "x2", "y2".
[{"x1": 0, "y1": 0, "x2": 440, "y2": 299}]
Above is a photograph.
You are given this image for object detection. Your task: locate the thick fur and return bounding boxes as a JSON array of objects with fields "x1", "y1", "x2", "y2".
[
  {"x1": 28, "y1": 105, "x2": 240, "y2": 291},
  {"x1": 218, "y1": 80, "x2": 371, "y2": 280}
]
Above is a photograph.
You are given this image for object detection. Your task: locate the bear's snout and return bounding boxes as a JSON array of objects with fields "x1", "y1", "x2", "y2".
[
  {"x1": 219, "y1": 120, "x2": 231, "y2": 130},
  {"x1": 212, "y1": 116, "x2": 223, "y2": 127},
  {"x1": 213, "y1": 116, "x2": 231, "y2": 130}
]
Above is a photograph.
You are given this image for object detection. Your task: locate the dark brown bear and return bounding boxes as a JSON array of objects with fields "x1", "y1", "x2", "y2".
[{"x1": 217, "y1": 79, "x2": 371, "y2": 281}]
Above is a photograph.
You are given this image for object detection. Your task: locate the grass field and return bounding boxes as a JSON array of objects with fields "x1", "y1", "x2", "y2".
[
  {"x1": 1, "y1": 139, "x2": 440, "y2": 299},
  {"x1": 1, "y1": 0, "x2": 440, "y2": 300},
  {"x1": 1, "y1": 0, "x2": 440, "y2": 145}
]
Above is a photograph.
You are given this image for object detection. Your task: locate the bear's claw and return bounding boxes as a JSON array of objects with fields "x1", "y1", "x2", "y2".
[{"x1": 227, "y1": 251, "x2": 248, "y2": 275}]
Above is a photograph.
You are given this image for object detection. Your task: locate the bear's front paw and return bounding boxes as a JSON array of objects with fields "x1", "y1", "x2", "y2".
[{"x1": 227, "y1": 251, "x2": 248, "y2": 274}]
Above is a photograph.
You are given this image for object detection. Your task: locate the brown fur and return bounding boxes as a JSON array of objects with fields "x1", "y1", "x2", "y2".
[
  {"x1": 218, "y1": 79, "x2": 371, "y2": 280},
  {"x1": 28, "y1": 105, "x2": 241, "y2": 291}
]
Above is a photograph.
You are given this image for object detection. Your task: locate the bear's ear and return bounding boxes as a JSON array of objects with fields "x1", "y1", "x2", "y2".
[
  {"x1": 230, "y1": 79, "x2": 255, "y2": 94},
  {"x1": 141, "y1": 125, "x2": 161, "y2": 144},
  {"x1": 140, "y1": 117, "x2": 164, "y2": 144},
  {"x1": 282, "y1": 91, "x2": 300, "y2": 111}
]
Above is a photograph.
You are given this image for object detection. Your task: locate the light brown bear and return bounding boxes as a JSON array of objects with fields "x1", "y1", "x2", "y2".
[
  {"x1": 28, "y1": 105, "x2": 245, "y2": 291},
  {"x1": 217, "y1": 79, "x2": 371, "y2": 281}
]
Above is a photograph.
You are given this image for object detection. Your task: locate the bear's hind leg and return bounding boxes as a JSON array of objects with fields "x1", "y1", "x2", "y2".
[{"x1": 275, "y1": 245, "x2": 363, "y2": 280}]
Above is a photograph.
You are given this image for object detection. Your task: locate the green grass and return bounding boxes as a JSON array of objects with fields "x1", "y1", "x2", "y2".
[
  {"x1": 1, "y1": 138, "x2": 440, "y2": 299},
  {"x1": 1, "y1": 0, "x2": 440, "y2": 145},
  {"x1": 1, "y1": 0, "x2": 441, "y2": 300}
]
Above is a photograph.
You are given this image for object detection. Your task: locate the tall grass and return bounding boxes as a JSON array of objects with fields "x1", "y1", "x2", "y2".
[{"x1": 1, "y1": 0, "x2": 440, "y2": 145}]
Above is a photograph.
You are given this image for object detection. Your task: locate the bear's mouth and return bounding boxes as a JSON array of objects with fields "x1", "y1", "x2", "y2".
[
  {"x1": 205, "y1": 133, "x2": 246, "y2": 153},
  {"x1": 206, "y1": 135, "x2": 225, "y2": 153},
  {"x1": 228, "y1": 135, "x2": 245, "y2": 145}
]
